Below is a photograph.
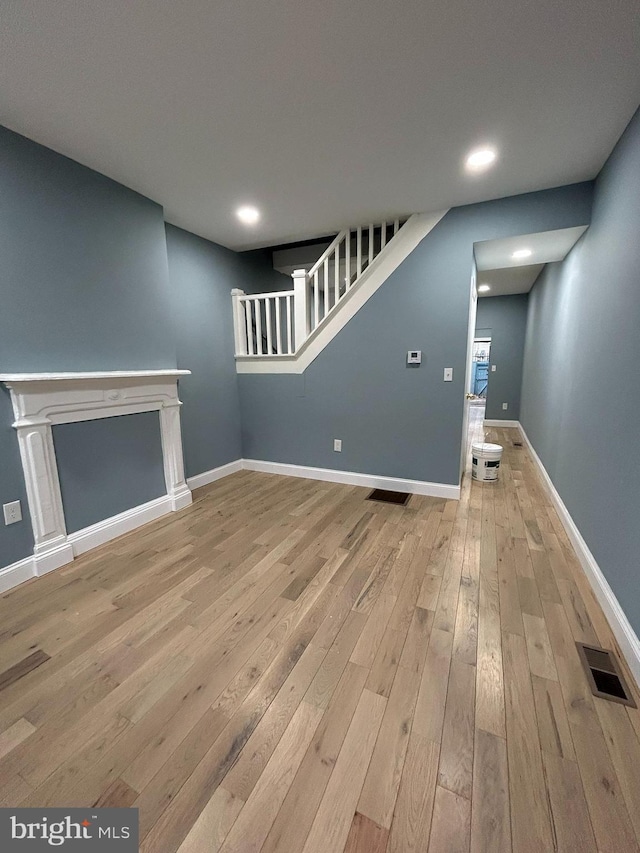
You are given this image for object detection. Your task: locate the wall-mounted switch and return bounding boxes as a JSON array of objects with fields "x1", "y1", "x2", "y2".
[
  {"x1": 502, "y1": 403, "x2": 508, "y2": 410},
  {"x1": 333, "y1": 439, "x2": 342, "y2": 452},
  {"x1": 491, "y1": 364, "x2": 497, "y2": 372},
  {"x1": 3, "y1": 500, "x2": 22, "y2": 525},
  {"x1": 444, "y1": 368, "x2": 453, "y2": 382}
]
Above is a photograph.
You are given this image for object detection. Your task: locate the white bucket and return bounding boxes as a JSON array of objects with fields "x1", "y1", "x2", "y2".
[{"x1": 472, "y1": 442, "x2": 503, "y2": 482}]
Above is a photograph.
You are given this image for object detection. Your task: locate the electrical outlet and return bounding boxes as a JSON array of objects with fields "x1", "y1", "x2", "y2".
[
  {"x1": 333, "y1": 439, "x2": 342, "y2": 452},
  {"x1": 3, "y1": 500, "x2": 22, "y2": 525},
  {"x1": 502, "y1": 403, "x2": 508, "y2": 410}
]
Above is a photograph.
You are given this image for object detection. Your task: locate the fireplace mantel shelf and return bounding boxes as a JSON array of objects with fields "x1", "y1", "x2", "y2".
[{"x1": 0, "y1": 370, "x2": 191, "y2": 382}]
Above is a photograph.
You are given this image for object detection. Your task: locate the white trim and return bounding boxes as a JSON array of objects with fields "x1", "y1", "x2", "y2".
[
  {"x1": 519, "y1": 423, "x2": 640, "y2": 688},
  {"x1": 187, "y1": 459, "x2": 244, "y2": 490},
  {"x1": 239, "y1": 289, "x2": 295, "y2": 302},
  {"x1": 0, "y1": 453, "x2": 458, "y2": 596},
  {"x1": 242, "y1": 459, "x2": 460, "y2": 500},
  {"x1": 0, "y1": 494, "x2": 177, "y2": 592},
  {"x1": 34, "y1": 540, "x2": 75, "y2": 575},
  {"x1": 461, "y1": 266, "x2": 478, "y2": 478},
  {"x1": 0, "y1": 370, "x2": 190, "y2": 383},
  {"x1": 236, "y1": 210, "x2": 448, "y2": 374},
  {"x1": 0, "y1": 495, "x2": 172, "y2": 593},
  {"x1": 67, "y1": 495, "x2": 174, "y2": 556},
  {"x1": 0, "y1": 370, "x2": 193, "y2": 573},
  {"x1": 0, "y1": 495, "x2": 179, "y2": 592},
  {"x1": 483, "y1": 418, "x2": 521, "y2": 427},
  {"x1": 1, "y1": 371, "x2": 192, "y2": 427},
  {"x1": 0, "y1": 554, "x2": 36, "y2": 594}
]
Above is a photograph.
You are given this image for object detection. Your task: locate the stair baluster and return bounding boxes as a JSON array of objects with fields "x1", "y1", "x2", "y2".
[{"x1": 232, "y1": 218, "x2": 407, "y2": 357}]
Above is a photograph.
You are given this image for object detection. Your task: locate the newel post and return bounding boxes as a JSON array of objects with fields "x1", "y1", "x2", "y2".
[
  {"x1": 292, "y1": 269, "x2": 309, "y2": 351},
  {"x1": 231, "y1": 288, "x2": 247, "y2": 356}
]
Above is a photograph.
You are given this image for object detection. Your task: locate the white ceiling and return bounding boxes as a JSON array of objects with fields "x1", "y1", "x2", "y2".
[
  {"x1": 476, "y1": 265, "x2": 545, "y2": 297},
  {"x1": 1, "y1": 1, "x2": 639, "y2": 250},
  {"x1": 474, "y1": 225, "x2": 589, "y2": 296},
  {"x1": 474, "y1": 225, "x2": 588, "y2": 271}
]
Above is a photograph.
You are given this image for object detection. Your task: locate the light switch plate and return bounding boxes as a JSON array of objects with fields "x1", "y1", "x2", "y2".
[
  {"x1": 3, "y1": 500, "x2": 22, "y2": 525},
  {"x1": 491, "y1": 364, "x2": 497, "y2": 372},
  {"x1": 444, "y1": 368, "x2": 453, "y2": 382},
  {"x1": 333, "y1": 439, "x2": 342, "y2": 452}
]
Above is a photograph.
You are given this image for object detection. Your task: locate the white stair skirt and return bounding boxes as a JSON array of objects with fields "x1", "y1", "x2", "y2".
[{"x1": 0, "y1": 370, "x2": 192, "y2": 576}]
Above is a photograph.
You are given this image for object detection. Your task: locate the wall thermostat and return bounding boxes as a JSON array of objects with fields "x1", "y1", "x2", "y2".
[{"x1": 407, "y1": 350, "x2": 422, "y2": 365}]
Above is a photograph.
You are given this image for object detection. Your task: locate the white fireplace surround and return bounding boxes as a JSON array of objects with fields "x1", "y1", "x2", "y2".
[{"x1": 0, "y1": 370, "x2": 192, "y2": 584}]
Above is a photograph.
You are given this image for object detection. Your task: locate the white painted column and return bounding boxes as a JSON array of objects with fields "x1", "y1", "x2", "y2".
[
  {"x1": 292, "y1": 269, "x2": 309, "y2": 351},
  {"x1": 231, "y1": 288, "x2": 247, "y2": 355},
  {"x1": 14, "y1": 419, "x2": 74, "y2": 574},
  {"x1": 159, "y1": 401, "x2": 193, "y2": 511}
]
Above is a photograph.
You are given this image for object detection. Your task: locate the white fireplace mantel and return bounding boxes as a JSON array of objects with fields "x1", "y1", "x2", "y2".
[{"x1": 0, "y1": 369, "x2": 193, "y2": 578}]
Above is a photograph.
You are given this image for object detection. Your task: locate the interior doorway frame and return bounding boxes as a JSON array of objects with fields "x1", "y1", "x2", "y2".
[{"x1": 460, "y1": 266, "x2": 478, "y2": 480}]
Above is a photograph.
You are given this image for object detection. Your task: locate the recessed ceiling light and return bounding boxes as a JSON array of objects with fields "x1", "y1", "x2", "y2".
[
  {"x1": 512, "y1": 248, "x2": 532, "y2": 259},
  {"x1": 236, "y1": 205, "x2": 260, "y2": 225},
  {"x1": 478, "y1": 284, "x2": 491, "y2": 293},
  {"x1": 465, "y1": 147, "x2": 497, "y2": 173}
]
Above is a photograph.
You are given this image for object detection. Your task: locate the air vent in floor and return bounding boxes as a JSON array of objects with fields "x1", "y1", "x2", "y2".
[
  {"x1": 366, "y1": 489, "x2": 410, "y2": 506},
  {"x1": 576, "y1": 642, "x2": 636, "y2": 707}
]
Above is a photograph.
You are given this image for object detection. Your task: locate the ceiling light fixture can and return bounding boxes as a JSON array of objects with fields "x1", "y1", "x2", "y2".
[
  {"x1": 465, "y1": 147, "x2": 497, "y2": 173},
  {"x1": 512, "y1": 248, "x2": 532, "y2": 259},
  {"x1": 478, "y1": 284, "x2": 491, "y2": 292},
  {"x1": 236, "y1": 205, "x2": 260, "y2": 225}
]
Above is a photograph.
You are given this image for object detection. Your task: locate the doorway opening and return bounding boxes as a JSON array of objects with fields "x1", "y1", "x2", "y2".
[{"x1": 470, "y1": 337, "x2": 491, "y2": 406}]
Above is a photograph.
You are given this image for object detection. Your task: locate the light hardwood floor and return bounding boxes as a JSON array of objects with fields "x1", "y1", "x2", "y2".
[{"x1": 1, "y1": 405, "x2": 640, "y2": 852}]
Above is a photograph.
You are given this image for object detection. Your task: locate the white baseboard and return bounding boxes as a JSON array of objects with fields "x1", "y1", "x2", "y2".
[
  {"x1": 68, "y1": 494, "x2": 174, "y2": 557},
  {"x1": 190, "y1": 456, "x2": 460, "y2": 499},
  {"x1": 34, "y1": 540, "x2": 75, "y2": 575},
  {"x1": 169, "y1": 487, "x2": 193, "y2": 511},
  {"x1": 0, "y1": 554, "x2": 35, "y2": 594},
  {"x1": 242, "y1": 459, "x2": 460, "y2": 500},
  {"x1": 0, "y1": 492, "x2": 186, "y2": 594},
  {"x1": 0, "y1": 539, "x2": 79, "y2": 593},
  {"x1": 187, "y1": 459, "x2": 243, "y2": 490},
  {"x1": 519, "y1": 424, "x2": 640, "y2": 688},
  {"x1": 483, "y1": 419, "x2": 521, "y2": 427},
  {"x1": 0, "y1": 455, "x2": 458, "y2": 596}
]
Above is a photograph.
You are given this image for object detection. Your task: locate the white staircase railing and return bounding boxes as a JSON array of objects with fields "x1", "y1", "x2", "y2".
[
  {"x1": 232, "y1": 218, "x2": 406, "y2": 357},
  {"x1": 231, "y1": 289, "x2": 295, "y2": 356}
]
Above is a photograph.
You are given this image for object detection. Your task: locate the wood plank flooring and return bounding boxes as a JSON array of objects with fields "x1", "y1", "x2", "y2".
[{"x1": 1, "y1": 404, "x2": 640, "y2": 851}]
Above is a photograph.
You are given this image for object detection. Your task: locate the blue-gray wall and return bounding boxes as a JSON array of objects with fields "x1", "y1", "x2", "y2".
[
  {"x1": 238, "y1": 249, "x2": 292, "y2": 294},
  {"x1": 0, "y1": 125, "x2": 175, "y2": 567},
  {"x1": 475, "y1": 294, "x2": 529, "y2": 421},
  {"x1": 0, "y1": 389, "x2": 32, "y2": 566},
  {"x1": 239, "y1": 184, "x2": 593, "y2": 486},
  {"x1": 0, "y1": 127, "x2": 176, "y2": 372},
  {"x1": 0, "y1": 122, "x2": 288, "y2": 572},
  {"x1": 165, "y1": 227, "x2": 288, "y2": 478},
  {"x1": 0, "y1": 119, "x2": 600, "y2": 576},
  {"x1": 53, "y1": 413, "x2": 166, "y2": 533},
  {"x1": 166, "y1": 225, "x2": 242, "y2": 478},
  {"x1": 521, "y1": 107, "x2": 640, "y2": 636}
]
